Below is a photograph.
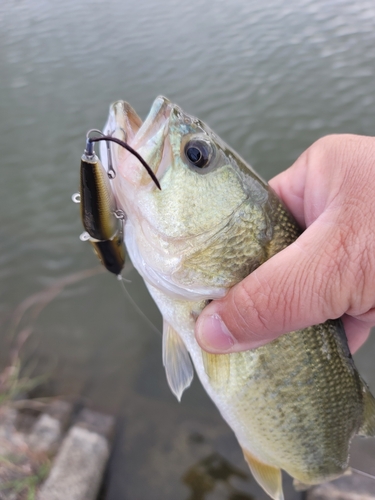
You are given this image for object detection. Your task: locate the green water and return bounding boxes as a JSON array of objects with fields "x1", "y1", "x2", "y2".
[{"x1": 1, "y1": 0, "x2": 375, "y2": 497}]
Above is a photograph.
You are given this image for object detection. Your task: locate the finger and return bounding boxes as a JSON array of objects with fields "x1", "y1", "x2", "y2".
[
  {"x1": 268, "y1": 153, "x2": 308, "y2": 229},
  {"x1": 195, "y1": 217, "x2": 349, "y2": 353},
  {"x1": 342, "y1": 315, "x2": 371, "y2": 354},
  {"x1": 269, "y1": 134, "x2": 354, "y2": 230}
]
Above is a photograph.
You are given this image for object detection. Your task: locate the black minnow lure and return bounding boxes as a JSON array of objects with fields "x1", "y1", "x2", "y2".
[
  {"x1": 79, "y1": 134, "x2": 125, "y2": 275},
  {"x1": 77, "y1": 131, "x2": 160, "y2": 276}
]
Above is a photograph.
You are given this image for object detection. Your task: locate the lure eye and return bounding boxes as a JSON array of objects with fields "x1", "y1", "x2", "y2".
[{"x1": 184, "y1": 139, "x2": 213, "y2": 169}]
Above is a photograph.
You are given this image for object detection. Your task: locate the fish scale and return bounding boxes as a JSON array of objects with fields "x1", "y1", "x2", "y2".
[{"x1": 201, "y1": 322, "x2": 359, "y2": 472}]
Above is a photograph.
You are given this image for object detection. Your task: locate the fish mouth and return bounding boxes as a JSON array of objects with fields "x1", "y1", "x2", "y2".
[
  {"x1": 104, "y1": 100, "x2": 143, "y2": 144},
  {"x1": 133, "y1": 96, "x2": 208, "y2": 183},
  {"x1": 104, "y1": 96, "x2": 204, "y2": 189},
  {"x1": 102, "y1": 96, "x2": 174, "y2": 188},
  {"x1": 131, "y1": 96, "x2": 174, "y2": 184}
]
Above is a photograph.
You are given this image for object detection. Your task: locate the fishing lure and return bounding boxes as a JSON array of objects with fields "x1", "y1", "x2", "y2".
[{"x1": 73, "y1": 130, "x2": 159, "y2": 276}]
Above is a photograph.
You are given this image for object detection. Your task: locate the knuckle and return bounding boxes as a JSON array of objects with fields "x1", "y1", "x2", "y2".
[
  {"x1": 345, "y1": 243, "x2": 375, "y2": 316},
  {"x1": 274, "y1": 263, "x2": 303, "y2": 329},
  {"x1": 234, "y1": 267, "x2": 299, "y2": 337},
  {"x1": 318, "y1": 229, "x2": 349, "y2": 317},
  {"x1": 232, "y1": 276, "x2": 276, "y2": 337},
  {"x1": 315, "y1": 222, "x2": 375, "y2": 319}
]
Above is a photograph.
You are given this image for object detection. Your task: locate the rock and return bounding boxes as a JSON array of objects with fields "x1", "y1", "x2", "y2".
[
  {"x1": 307, "y1": 472, "x2": 375, "y2": 500},
  {"x1": 0, "y1": 407, "x2": 17, "y2": 440},
  {"x1": 37, "y1": 425, "x2": 110, "y2": 500},
  {"x1": 0, "y1": 406, "x2": 26, "y2": 453},
  {"x1": 28, "y1": 400, "x2": 73, "y2": 454},
  {"x1": 28, "y1": 414, "x2": 62, "y2": 453},
  {"x1": 0, "y1": 491, "x2": 18, "y2": 500}
]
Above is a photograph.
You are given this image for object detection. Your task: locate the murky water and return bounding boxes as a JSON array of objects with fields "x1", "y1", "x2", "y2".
[{"x1": 1, "y1": 0, "x2": 375, "y2": 498}]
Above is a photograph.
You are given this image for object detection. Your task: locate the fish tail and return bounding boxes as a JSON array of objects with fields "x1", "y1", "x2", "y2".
[{"x1": 358, "y1": 380, "x2": 375, "y2": 437}]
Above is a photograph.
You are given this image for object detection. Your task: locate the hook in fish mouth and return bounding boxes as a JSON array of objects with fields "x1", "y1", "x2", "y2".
[
  {"x1": 129, "y1": 96, "x2": 210, "y2": 184},
  {"x1": 97, "y1": 97, "x2": 173, "y2": 189},
  {"x1": 98, "y1": 97, "x2": 198, "y2": 188},
  {"x1": 128, "y1": 96, "x2": 174, "y2": 183},
  {"x1": 88, "y1": 135, "x2": 161, "y2": 190}
]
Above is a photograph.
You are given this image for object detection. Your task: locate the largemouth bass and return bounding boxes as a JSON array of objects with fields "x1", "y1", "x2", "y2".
[{"x1": 93, "y1": 97, "x2": 375, "y2": 500}]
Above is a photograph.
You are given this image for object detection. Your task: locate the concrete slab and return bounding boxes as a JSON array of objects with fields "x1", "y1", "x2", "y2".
[{"x1": 37, "y1": 425, "x2": 109, "y2": 500}]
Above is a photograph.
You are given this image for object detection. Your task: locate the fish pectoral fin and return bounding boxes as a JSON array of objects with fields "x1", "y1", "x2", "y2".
[
  {"x1": 162, "y1": 320, "x2": 194, "y2": 401},
  {"x1": 358, "y1": 381, "x2": 375, "y2": 437},
  {"x1": 242, "y1": 448, "x2": 284, "y2": 500},
  {"x1": 201, "y1": 350, "x2": 230, "y2": 387}
]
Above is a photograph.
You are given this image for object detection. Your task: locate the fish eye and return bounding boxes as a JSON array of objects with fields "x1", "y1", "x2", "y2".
[{"x1": 184, "y1": 139, "x2": 213, "y2": 169}]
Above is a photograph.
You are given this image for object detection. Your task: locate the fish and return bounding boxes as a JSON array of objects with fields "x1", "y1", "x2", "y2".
[{"x1": 94, "y1": 96, "x2": 375, "y2": 500}]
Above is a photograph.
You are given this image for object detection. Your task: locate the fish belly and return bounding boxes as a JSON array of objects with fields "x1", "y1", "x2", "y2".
[{"x1": 148, "y1": 284, "x2": 366, "y2": 484}]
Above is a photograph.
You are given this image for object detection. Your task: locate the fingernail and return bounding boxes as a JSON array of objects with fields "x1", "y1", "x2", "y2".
[{"x1": 196, "y1": 314, "x2": 235, "y2": 352}]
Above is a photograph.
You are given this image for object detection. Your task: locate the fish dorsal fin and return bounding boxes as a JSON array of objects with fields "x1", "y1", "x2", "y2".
[
  {"x1": 201, "y1": 350, "x2": 230, "y2": 388},
  {"x1": 242, "y1": 448, "x2": 284, "y2": 500},
  {"x1": 162, "y1": 321, "x2": 194, "y2": 401},
  {"x1": 358, "y1": 381, "x2": 375, "y2": 437}
]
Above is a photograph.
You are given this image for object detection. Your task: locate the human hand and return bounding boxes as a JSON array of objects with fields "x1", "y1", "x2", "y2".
[{"x1": 195, "y1": 134, "x2": 375, "y2": 354}]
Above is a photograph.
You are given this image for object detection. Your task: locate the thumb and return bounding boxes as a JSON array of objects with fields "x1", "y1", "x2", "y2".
[{"x1": 195, "y1": 217, "x2": 349, "y2": 353}]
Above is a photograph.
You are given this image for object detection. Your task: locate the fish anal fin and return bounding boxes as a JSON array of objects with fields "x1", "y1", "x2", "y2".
[
  {"x1": 201, "y1": 350, "x2": 230, "y2": 387},
  {"x1": 242, "y1": 448, "x2": 284, "y2": 500},
  {"x1": 162, "y1": 320, "x2": 194, "y2": 401},
  {"x1": 358, "y1": 382, "x2": 375, "y2": 437}
]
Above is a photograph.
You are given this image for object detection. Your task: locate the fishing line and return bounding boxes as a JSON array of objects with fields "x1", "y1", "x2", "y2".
[
  {"x1": 81, "y1": 131, "x2": 162, "y2": 333},
  {"x1": 350, "y1": 467, "x2": 375, "y2": 480},
  {"x1": 117, "y1": 275, "x2": 162, "y2": 337},
  {"x1": 88, "y1": 136, "x2": 161, "y2": 190}
]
